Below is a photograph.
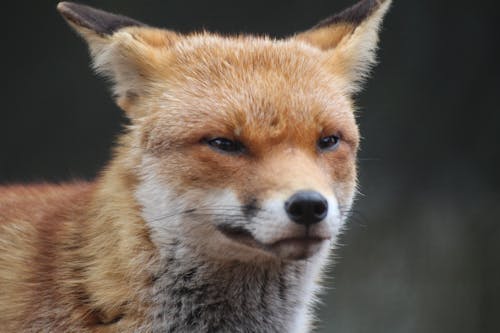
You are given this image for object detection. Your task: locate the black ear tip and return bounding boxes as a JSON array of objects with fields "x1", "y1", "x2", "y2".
[
  {"x1": 57, "y1": 1, "x2": 145, "y2": 36},
  {"x1": 56, "y1": 1, "x2": 75, "y2": 18},
  {"x1": 314, "y1": 0, "x2": 391, "y2": 29},
  {"x1": 56, "y1": 1, "x2": 67, "y2": 11},
  {"x1": 57, "y1": 2, "x2": 99, "y2": 30},
  {"x1": 57, "y1": 2, "x2": 89, "y2": 19}
]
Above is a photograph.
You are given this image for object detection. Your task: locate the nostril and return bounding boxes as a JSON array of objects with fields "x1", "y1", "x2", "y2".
[
  {"x1": 288, "y1": 203, "x2": 303, "y2": 218},
  {"x1": 313, "y1": 202, "x2": 327, "y2": 217},
  {"x1": 284, "y1": 190, "x2": 329, "y2": 226}
]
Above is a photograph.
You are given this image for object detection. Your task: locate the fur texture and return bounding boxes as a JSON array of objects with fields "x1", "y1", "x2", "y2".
[{"x1": 0, "y1": 1, "x2": 391, "y2": 332}]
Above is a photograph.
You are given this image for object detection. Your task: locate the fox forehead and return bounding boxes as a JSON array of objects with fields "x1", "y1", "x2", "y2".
[{"x1": 139, "y1": 33, "x2": 358, "y2": 151}]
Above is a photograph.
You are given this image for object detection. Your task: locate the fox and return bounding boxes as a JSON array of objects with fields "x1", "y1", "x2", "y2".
[{"x1": 0, "y1": 0, "x2": 391, "y2": 332}]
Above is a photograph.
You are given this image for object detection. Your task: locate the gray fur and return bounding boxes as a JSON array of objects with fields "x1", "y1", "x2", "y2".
[{"x1": 148, "y1": 244, "x2": 312, "y2": 333}]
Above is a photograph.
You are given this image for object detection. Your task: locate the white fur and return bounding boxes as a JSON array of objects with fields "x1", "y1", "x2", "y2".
[
  {"x1": 134, "y1": 154, "x2": 339, "y2": 332},
  {"x1": 253, "y1": 195, "x2": 341, "y2": 245}
]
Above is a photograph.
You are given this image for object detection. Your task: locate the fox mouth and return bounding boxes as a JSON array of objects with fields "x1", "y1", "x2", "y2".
[{"x1": 217, "y1": 225, "x2": 330, "y2": 260}]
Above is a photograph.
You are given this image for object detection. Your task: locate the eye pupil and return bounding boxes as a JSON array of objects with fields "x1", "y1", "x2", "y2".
[
  {"x1": 207, "y1": 137, "x2": 243, "y2": 153},
  {"x1": 318, "y1": 135, "x2": 340, "y2": 150}
]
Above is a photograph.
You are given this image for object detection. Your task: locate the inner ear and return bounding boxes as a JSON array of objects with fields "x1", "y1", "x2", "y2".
[
  {"x1": 294, "y1": 0, "x2": 392, "y2": 93},
  {"x1": 295, "y1": 0, "x2": 392, "y2": 51}
]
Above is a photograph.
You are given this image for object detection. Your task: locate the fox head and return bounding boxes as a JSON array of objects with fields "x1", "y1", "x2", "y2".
[{"x1": 58, "y1": 0, "x2": 391, "y2": 261}]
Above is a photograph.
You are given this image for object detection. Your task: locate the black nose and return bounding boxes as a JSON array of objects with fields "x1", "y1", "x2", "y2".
[{"x1": 285, "y1": 191, "x2": 328, "y2": 226}]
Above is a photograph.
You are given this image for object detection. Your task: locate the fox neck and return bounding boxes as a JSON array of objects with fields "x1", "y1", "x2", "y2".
[
  {"x1": 76, "y1": 158, "x2": 158, "y2": 325},
  {"x1": 149, "y1": 245, "x2": 326, "y2": 333}
]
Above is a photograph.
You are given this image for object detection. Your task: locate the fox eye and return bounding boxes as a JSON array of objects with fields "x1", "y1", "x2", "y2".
[
  {"x1": 206, "y1": 137, "x2": 245, "y2": 154},
  {"x1": 318, "y1": 135, "x2": 340, "y2": 151}
]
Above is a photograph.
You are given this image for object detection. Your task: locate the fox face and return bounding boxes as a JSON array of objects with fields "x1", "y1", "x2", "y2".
[
  {"x1": 134, "y1": 37, "x2": 359, "y2": 261},
  {"x1": 58, "y1": 0, "x2": 391, "y2": 261}
]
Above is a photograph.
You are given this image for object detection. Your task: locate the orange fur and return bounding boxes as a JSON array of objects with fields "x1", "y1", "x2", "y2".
[{"x1": 0, "y1": 1, "x2": 391, "y2": 331}]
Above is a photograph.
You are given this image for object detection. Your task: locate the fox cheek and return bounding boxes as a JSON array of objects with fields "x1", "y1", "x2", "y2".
[{"x1": 242, "y1": 198, "x2": 259, "y2": 219}]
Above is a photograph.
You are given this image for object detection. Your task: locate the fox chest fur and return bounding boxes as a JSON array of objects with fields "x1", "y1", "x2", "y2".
[
  {"x1": 149, "y1": 253, "x2": 311, "y2": 332},
  {"x1": 0, "y1": 1, "x2": 391, "y2": 332}
]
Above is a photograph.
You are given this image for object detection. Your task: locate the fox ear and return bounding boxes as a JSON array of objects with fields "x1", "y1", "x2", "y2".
[
  {"x1": 295, "y1": 0, "x2": 392, "y2": 93},
  {"x1": 57, "y1": 2, "x2": 179, "y2": 116}
]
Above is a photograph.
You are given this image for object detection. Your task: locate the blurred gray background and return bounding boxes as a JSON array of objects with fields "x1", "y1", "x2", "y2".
[{"x1": 1, "y1": 1, "x2": 499, "y2": 332}]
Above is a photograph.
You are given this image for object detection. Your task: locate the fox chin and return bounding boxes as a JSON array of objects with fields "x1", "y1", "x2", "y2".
[{"x1": 0, "y1": 1, "x2": 392, "y2": 332}]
